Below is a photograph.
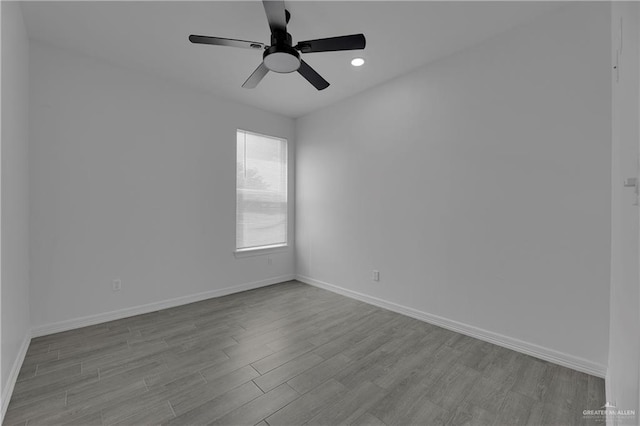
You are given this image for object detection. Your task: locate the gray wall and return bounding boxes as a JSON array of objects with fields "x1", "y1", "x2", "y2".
[
  {"x1": 1, "y1": 0, "x2": 31, "y2": 415},
  {"x1": 28, "y1": 41, "x2": 295, "y2": 330},
  {"x1": 296, "y1": 3, "x2": 611, "y2": 372}
]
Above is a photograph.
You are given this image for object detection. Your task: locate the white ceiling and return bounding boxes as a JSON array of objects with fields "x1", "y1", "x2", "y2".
[{"x1": 21, "y1": 1, "x2": 563, "y2": 118}]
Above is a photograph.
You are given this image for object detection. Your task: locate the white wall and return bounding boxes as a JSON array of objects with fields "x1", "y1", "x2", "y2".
[
  {"x1": 296, "y1": 3, "x2": 611, "y2": 373},
  {"x1": 1, "y1": 0, "x2": 31, "y2": 416},
  {"x1": 608, "y1": 2, "x2": 640, "y2": 421},
  {"x1": 28, "y1": 41, "x2": 295, "y2": 330}
]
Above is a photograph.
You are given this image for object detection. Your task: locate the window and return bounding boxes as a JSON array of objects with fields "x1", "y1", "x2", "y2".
[{"x1": 236, "y1": 130, "x2": 288, "y2": 252}]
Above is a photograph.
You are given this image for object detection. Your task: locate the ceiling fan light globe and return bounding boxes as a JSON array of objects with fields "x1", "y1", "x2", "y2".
[{"x1": 264, "y1": 51, "x2": 301, "y2": 73}]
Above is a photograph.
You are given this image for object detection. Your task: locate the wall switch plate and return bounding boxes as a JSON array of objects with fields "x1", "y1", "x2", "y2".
[{"x1": 112, "y1": 279, "x2": 122, "y2": 292}]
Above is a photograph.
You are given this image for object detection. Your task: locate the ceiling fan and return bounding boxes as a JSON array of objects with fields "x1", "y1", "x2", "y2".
[{"x1": 189, "y1": 0, "x2": 366, "y2": 91}]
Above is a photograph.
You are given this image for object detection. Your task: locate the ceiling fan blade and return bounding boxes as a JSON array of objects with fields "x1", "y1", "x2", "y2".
[
  {"x1": 263, "y1": 0, "x2": 287, "y2": 33},
  {"x1": 297, "y1": 60, "x2": 329, "y2": 91},
  {"x1": 242, "y1": 62, "x2": 270, "y2": 89},
  {"x1": 189, "y1": 35, "x2": 266, "y2": 50},
  {"x1": 295, "y1": 34, "x2": 366, "y2": 53}
]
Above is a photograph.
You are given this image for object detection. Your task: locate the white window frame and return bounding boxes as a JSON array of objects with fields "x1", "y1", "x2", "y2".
[{"x1": 235, "y1": 129, "x2": 288, "y2": 256}]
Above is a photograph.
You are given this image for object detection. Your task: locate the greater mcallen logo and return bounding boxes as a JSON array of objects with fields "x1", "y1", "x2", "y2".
[{"x1": 583, "y1": 402, "x2": 636, "y2": 422}]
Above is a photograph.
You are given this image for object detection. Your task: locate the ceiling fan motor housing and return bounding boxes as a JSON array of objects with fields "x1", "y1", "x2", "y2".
[{"x1": 263, "y1": 30, "x2": 301, "y2": 73}]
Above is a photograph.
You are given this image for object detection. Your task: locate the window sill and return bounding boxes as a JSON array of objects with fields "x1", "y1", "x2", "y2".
[{"x1": 234, "y1": 244, "x2": 289, "y2": 258}]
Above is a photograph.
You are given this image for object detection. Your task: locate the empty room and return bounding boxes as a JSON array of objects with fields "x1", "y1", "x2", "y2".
[{"x1": 1, "y1": 1, "x2": 639, "y2": 425}]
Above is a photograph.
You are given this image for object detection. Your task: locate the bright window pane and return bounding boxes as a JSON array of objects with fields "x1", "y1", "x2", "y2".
[{"x1": 236, "y1": 130, "x2": 288, "y2": 250}]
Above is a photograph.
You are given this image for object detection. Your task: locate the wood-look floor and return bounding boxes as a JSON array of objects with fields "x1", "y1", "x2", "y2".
[{"x1": 5, "y1": 281, "x2": 604, "y2": 426}]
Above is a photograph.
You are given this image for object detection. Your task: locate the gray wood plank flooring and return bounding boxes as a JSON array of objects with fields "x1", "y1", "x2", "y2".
[{"x1": 4, "y1": 281, "x2": 605, "y2": 425}]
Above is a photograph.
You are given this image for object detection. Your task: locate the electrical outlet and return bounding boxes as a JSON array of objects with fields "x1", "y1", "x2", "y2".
[
  {"x1": 112, "y1": 279, "x2": 122, "y2": 292},
  {"x1": 372, "y1": 270, "x2": 380, "y2": 282},
  {"x1": 267, "y1": 257, "x2": 273, "y2": 266}
]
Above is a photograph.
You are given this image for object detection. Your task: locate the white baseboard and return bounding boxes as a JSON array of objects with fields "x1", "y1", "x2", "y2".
[
  {"x1": 32, "y1": 274, "x2": 295, "y2": 338},
  {"x1": 297, "y1": 274, "x2": 607, "y2": 378},
  {"x1": 1, "y1": 331, "x2": 31, "y2": 423}
]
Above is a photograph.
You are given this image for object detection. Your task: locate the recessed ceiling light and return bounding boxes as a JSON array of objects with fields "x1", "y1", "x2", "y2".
[{"x1": 351, "y1": 58, "x2": 365, "y2": 67}]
